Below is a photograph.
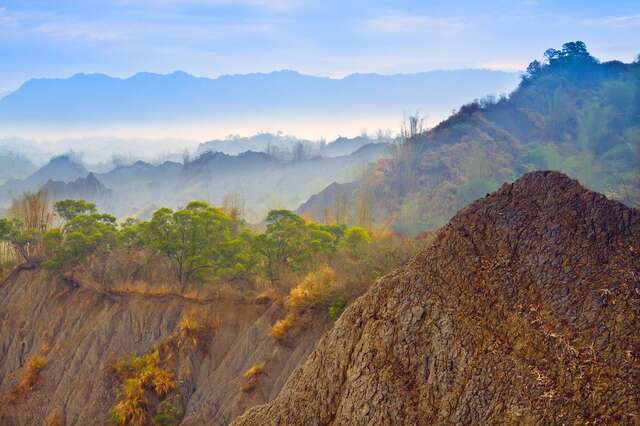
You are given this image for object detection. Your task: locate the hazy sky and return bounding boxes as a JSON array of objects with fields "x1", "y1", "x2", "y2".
[{"x1": 0, "y1": 0, "x2": 639, "y2": 92}]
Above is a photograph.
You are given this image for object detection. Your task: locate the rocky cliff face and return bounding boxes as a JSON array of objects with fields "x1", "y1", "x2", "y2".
[
  {"x1": 0, "y1": 270, "x2": 326, "y2": 425},
  {"x1": 233, "y1": 171, "x2": 640, "y2": 425}
]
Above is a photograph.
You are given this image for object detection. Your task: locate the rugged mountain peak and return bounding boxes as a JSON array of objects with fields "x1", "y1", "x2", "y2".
[{"x1": 233, "y1": 171, "x2": 640, "y2": 425}]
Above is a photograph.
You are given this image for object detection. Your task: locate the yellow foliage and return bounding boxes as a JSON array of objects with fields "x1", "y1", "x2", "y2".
[
  {"x1": 270, "y1": 266, "x2": 337, "y2": 342},
  {"x1": 111, "y1": 349, "x2": 176, "y2": 425},
  {"x1": 243, "y1": 362, "x2": 266, "y2": 380},
  {"x1": 242, "y1": 361, "x2": 267, "y2": 392},
  {"x1": 286, "y1": 265, "x2": 336, "y2": 311},
  {"x1": 179, "y1": 317, "x2": 201, "y2": 334},
  {"x1": 15, "y1": 354, "x2": 47, "y2": 395},
  {"x1": 270, "y1": 312, "x2": 297, "y2": 341}
]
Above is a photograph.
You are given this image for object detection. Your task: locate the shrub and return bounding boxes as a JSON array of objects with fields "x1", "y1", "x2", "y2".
[
  {"x1": 287, "y1": 265, "x2": 336, "y2": 312},
  {"x1": 242, "y1": 361, "x2": 266, "y2": 392},
  {"x1": 111, "y1": 350, "x2": 177, "y2": 426},
  {"x1": 328, "y1": 296, "x2": 347, "y2": 321},
  {"x1": 243, "y1": 361, "x2": 266, "y2": 380},
  {"x1": 15, "y1": 354, "x2": 47, "y2": 395},
  {"x1": 154, "y1": 401, "x2": 181, "y2": 426},
  {"x1": 270, "y1": 312, "x2": 297, "y2": 342},
  {"x1": 271, "y1": 266, "x2": 338, "y2": 341}
]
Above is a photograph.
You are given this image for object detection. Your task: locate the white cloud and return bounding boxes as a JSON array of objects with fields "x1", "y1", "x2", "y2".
[
  {"x1": 582, "y1": 14, "x2": 640, "y2": 29},
  {"x1": 362, "y1": 12, "x2": 466, "y2": 36}
]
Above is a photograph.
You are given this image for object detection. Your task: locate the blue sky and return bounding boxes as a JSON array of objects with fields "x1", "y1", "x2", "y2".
[{"x1": 0, "y1": 0, "x2": 638, "y2": 92}]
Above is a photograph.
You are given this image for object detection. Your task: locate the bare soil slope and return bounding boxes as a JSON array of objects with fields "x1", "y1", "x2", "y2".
[
  {"x1": 234, "y1": 171, "x2": 640, "y2": 425},
  {"x1": 0, "y1": 270, "x2": 325, "y2": 425}
]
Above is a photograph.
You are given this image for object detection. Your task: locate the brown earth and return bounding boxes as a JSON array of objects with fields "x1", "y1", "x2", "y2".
[
  {"x1": 0, "y1": 269, "x2": 327, "y2": 425},
  {"x1": 233, "y1": 171, "x2": 640, "y2": 425}
]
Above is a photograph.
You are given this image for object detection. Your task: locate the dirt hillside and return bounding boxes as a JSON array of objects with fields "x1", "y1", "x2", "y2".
[
  {"x1": 233, "y1": 171, "x2": 640, "y2": 425},
  {"x1": 0, "y1": 270, "x2": 326, "y2": 425}
]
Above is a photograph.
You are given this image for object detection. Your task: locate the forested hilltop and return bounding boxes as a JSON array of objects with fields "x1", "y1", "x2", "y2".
[{"x1": 299, "y1": 42, "x2": 640, "y2": 234}]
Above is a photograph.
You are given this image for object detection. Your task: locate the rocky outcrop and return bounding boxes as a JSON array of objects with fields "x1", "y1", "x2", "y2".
[
  {"x1": 0, "y1": 271, "x2": 326, "y2": 425},
  {"x1": 233, "y1": 171, "x2": 640, "y2": 425}
]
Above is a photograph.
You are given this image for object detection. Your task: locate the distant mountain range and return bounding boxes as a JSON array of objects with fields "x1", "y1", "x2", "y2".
[
  {"x1": 0, "y1": 69, "x2": 519, "y2": 138},
  {"x1": 196, "y1": 133, "x2": 393, "y2": 158},
  {"x1": 0, "y1": 139, "x2": 391, "y2": 221}
]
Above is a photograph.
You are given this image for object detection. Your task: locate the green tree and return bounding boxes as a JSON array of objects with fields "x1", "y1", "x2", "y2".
[
  {"x1": 54, "y1": 199, "x2": 97, "y2": 223},
  {"x1": 0, "y1": 218, "x2": 42, "y2": 263},
  {"x1": 145, "y1": 201, "x2": 253, "y2": 286},
  {"x1": 255, "y1": 210, "x2": 310, "y2": 285},
  {"x1": 338, "y1": 227, "x2": 371, "y2": 255},
  {"x1": 44, "y1": 212, "x2": 118, "y2": 273}
]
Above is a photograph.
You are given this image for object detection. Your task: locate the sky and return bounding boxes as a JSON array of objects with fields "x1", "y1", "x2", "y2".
[{"x1": 0, "y1": 0, "x2": 639, "y2": 93}]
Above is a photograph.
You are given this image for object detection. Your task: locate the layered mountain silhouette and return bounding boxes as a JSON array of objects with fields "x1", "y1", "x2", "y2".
[
  {"x1": 0, "y1": 143, "x2": 391, "y2": 221},
  {"x1": 233, "y1": 171, "x2": 640, "y2": 425},
  {"x1": 42, "y1": 173, "x2": 113, "y2": 208},
  {"x1": 0, "y1": 70, "x2": 518, "y2": 137}
]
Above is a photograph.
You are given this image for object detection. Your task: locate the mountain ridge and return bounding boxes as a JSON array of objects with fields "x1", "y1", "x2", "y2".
[{"x1": 0, "y1": 69, "x2": 519, "y2": 138}]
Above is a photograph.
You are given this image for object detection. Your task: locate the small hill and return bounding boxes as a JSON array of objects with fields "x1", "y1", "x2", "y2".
[
  {"x1": 42, "y1": 173, "x2": 114, "y2": 209},
  {"x1": 0, "y1": 142, "x2": 389, "y2": 221},
  {"x1": 299, "y1": 43, "x2": 640, "y2": 234},
  {"x1": 234, "y1": 171, "x2": 640, "y2": 424},
  {"x1": 0, "y1": 155, "x2": 87, "y2": 209},
  {"x1": 0, "y1": 151, "x2": 36, "y2": 183}
]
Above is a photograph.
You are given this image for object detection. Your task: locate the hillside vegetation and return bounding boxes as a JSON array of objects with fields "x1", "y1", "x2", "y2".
[
  {"x1": 0, "y1": 191, "x2": 422, "y2": 424},
  {"x1": 300, "y1": 42, "x2": 640, "y2": 234},
  {"x1": 0, "y1": 192, "x2": 421, "y2": 316},
  {"x1": 234, "y1": 171, "x2": 640, "y2": 425}
]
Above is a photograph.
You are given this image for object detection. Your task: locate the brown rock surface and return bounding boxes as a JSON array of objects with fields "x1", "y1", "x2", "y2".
[{"x1": 233, "y1": 171, "x2": 640, "y2": 425}]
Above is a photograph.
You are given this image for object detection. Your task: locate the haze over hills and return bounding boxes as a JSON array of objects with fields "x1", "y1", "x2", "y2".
[
  {"x1": 0, "y1": 69, "x2": 519, "y2": 141},
  {"x1": 300, "y1": 45, "x2": 640, "y2": 233},
  {"x1": 0, "y1": 137, "x2": 391, "y2": 221}
]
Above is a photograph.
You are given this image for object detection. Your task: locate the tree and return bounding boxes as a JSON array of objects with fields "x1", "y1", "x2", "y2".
[
  {"x1": 44, "y1": 212, "x2": 118, "y2": 273},
  {"x1": 561, "y1": 41, "x2": 590, "y2": 60},
  {"x1": 544, "y1": 41, "x2": 596, "y2": 68},
  {"x1": 54, "y1": 200, "x2": 97, "y2": 223},
  {"x1": 145, "y1": 202, "x2": 253, "y2": 286},
  {"x1": 0, "y1": 217, "x2": 43, "y2": 264},
  {"x1": 8, "y1": 190, "x2": 53, "y2": 232},
  {"x1": 544, "y1": 48, "x2": 562, "y2": 64},
  {"x1": 524, "y1": 60, "x2": 543, "y2": 81},
  {"x1": 255, "y1": 210, "x2": 310, "y2": 285},
  {"x1": 338, "y1": 227, "x2": 371, "y2": 254},
  {"x1": 292, "y1": 142, "x2": 306, "y2": 162}
]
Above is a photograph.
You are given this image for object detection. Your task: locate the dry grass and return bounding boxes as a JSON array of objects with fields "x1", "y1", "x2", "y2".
[
  {"x1": 270, "y1": 266, "x2": 337, "y2": 342},
  {"x1": 14, "y1": 355, "x2": 47, "y2": 396},
  {"x1": 111, "y1": 350, "x2": 177, "y2": 426},
  {"x1": 270, "y1": 312, "x2": 297, "y2": 342},
  {"x1": 243, "y1": 362, "x2": 266, "y2": 380},
  {"x1": 241, "y1": 361, "x2": 266, "y2": 393},
  {"x1": 111, "y1": 312, "x2": 223, "y2": 425},
  {"x1": 254, "y1": 288, "x2": 281, "y2": 304}
]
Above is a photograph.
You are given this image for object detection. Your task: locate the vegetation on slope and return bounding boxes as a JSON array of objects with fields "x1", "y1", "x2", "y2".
[
  {"x1": 0, "y1": 191, "x2": 423, "y2": 323},
  {"x1": 300, "y1": 42, "x2": 640, "y2": 234}
]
